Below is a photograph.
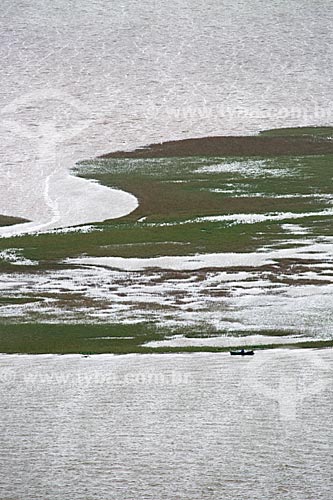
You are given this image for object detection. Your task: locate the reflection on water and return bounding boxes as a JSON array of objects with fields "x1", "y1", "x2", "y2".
[{"x1": 0, "y1": 350, "x2": 332, "y2": 499}]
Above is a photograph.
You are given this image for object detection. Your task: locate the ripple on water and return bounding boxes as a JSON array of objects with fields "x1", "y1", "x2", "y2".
[{"x1": 0, "y1": 350, "x2": 332, "y2": 499}]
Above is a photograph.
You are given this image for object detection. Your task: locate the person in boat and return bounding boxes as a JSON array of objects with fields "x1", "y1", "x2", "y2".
[{"x1": 240, "y1": 349, "x2": 245, "y2": 355}]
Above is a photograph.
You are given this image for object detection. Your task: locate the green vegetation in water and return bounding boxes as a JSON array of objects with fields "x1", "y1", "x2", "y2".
[
  {"x1": 0, "y1": 323, "x2": 332, "y2": 355},
  {"x1": 0, "y1": 127, "x2": 332, "y2": 353},
  {"x1": 0, "y1": 296, "x2": 41, "y2": 305},
  {"x1": 0, "y1": 153, "x2": 332, "y2": 263}
]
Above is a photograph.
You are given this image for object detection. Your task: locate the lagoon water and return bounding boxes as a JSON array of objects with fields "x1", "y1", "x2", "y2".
[
  {"x1": 0, "y1": 350, "x2": 332, "y2": 500},
  {"x1": 0, "y1": 1, "x2": 332, "y2": 498}
]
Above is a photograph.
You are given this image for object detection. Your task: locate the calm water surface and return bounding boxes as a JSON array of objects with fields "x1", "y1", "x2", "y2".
[{"x1": 0, "y1": 350, "x2": 332, "y2": 500}]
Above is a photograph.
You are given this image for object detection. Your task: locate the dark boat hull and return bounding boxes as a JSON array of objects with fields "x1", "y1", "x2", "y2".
[{"x1": 230, "y1": 350, "x2": 254, "y2": 356}]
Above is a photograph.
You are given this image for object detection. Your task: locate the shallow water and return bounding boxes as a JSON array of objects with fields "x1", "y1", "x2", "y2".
[
  {"x1": 0, "y1": 4, "x2": 332, "y2": 497},
  {"x1": 1, "y1": 237, "x2": 332, "y2": 338},
  {"x1": 0, "y1": 350, "x2": 332, "y2": 500},
  {"x1": 0, "y1": 0, "x2": 332, "y2": 231}
]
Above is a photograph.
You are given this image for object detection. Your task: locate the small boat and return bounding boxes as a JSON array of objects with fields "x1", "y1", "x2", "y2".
[{"x1": 230, "y1": 349, "x2": 254, "y2": 356}]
